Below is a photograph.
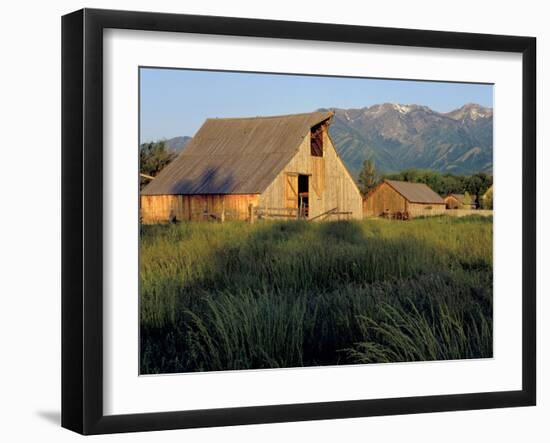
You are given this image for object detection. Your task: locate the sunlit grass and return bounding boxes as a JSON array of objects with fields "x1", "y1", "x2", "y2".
[{"x1": 140, "y1": 216, "x2": 493, "y2": 373}]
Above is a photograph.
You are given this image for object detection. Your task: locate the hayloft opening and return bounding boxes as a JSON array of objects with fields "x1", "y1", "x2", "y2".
[{"x1": 310, "y1": 123, "x2": 324, "y2": 157}]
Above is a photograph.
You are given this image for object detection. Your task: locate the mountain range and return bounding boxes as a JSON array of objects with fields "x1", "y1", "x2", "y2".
[
  {"x1": 322, "y1": 103, "x2": 493, "y2": 176},
  {"x1": 159, "y1": 103, "x2": 493, "y2": 177},
  {"x1": 163, "y1": 136, "x2": 193, "y2": 153}
]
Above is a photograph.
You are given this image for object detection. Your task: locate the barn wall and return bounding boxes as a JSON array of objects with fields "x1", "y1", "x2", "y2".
[
  {"x1": 140, "y1": 194, "x2": 259, "y2": 223},
  {"x1": 407, "y1": 203, "x2": 447, "y2": 218},
  {"x1": 258, "y1": 128, "x2": 363, "y2": 220},
  {"x1": 363, "y1": 182, "x2": 406, "y2": 217}
]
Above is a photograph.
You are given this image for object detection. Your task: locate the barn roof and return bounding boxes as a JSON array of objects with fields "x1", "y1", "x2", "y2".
[
  {"x1": 141, "y1": 112, "x2": 333, "y2": 195},
  {"x1": 384, "y1": 180, "x2": 445, "y2": 204}
]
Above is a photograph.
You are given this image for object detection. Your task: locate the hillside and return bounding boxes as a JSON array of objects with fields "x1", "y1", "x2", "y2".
[
  {"x1": 323, "y1": 103, "x2": 493, "y2": 176},
  {"x1": 164, "y1": 136, "x2": 192, "y2": 153}
]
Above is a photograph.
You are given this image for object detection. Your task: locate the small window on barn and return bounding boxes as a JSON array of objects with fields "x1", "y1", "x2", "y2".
[{"x1": 310, "y1": 123, "x2": 324, "y2": 157}]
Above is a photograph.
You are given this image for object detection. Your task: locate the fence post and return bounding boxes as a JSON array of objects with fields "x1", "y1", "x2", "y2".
[{"x1": 220, "y1": 198, "x2": 225, "y2": 223}]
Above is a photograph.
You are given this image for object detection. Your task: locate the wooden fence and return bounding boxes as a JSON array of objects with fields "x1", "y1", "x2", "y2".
[
  {"x1": 250, "y1": 205, "x2": 352, "y2": 223},
  {"x1": 253, "y1": 206, "x2": 299, "y2": 222}
]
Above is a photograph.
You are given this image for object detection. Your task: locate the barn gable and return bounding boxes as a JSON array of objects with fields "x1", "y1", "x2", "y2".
[
  {"x1": 258, "y1": 121, "x2": 363, "y2": 220},
  {"x1": 141, "y1": 112, "x2": 333, "y2": 196}
]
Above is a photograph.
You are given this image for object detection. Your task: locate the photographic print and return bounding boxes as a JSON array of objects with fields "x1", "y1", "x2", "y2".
[
  {"x1": 138, "y1": 68, "x2": 494, "y2": 375},
  {"x1": 61, "y1": 10, "x2": 536, "y2": 433}
]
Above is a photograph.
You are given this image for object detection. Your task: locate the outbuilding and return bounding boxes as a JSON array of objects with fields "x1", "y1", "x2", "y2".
[
  {"x1": 140, "y1": 112, "x2": 363, "y2": 223},
  {"x1": 363, "y1": 179, "x2": 446, "y2": 218},
  {"x1": 444, "y1": 193, "x2": 477, "y2": 209}
]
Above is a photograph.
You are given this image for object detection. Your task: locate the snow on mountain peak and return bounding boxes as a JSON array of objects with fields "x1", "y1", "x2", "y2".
[
  {"x1": 392, "y1": 104, "x2": 412, "y2": 114},
  {"x1": 445, "y1": 103, "x2": 493, "y2": 121}
]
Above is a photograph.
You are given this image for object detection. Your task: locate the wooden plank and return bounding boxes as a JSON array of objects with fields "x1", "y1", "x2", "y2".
[{"x1": 309, "y1": 207, "x2": 338, "y2": 221}]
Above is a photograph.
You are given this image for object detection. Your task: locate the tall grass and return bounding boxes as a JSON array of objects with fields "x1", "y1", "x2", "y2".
[{"x1": 140, "y1": 216, "x2": 493, "y2": 373}]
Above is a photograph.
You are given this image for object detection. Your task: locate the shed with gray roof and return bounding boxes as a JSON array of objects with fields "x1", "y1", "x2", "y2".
[{"x1": 363, "y1": 179, "x2": 446, "y2": 218}]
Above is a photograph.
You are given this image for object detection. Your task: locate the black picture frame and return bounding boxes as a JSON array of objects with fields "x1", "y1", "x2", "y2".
[{"x1": 62, "y1": 8, "x2": 536, "y2": 435}]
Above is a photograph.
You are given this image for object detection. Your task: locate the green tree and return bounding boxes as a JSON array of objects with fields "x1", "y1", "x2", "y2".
[
  {"x1": 358, "y1": 159, "x2": 379, "y2": 195},
  {"x1": 481, "y1": 186, "x2": 493, "y2": 209},
  {"x1": 139, "y1": 141, "x2": 176, "y2": 189},
  {"x1": 380, "y1": 169, "x2": 491, "y2": 199},
  {"x1": 462, "y1": 191, "x2": 472, "y2": 208},
  {"x1": 464, "y1": 172, "x2": 492, "y2": 202},
  {"x1": 401, "y1": 168, "x2": 421, "y2": 183}
]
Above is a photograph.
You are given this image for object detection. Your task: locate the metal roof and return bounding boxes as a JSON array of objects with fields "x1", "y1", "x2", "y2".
[
  {"x1": 384, "y1": 180, "x2": 445, "y2": 204},
  {"x1": 141, "y1": 112, "x2": 333, "y2": 195}
]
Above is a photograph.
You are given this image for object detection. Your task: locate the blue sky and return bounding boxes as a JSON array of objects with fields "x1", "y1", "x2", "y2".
[{"x1": 140, "y1": 68, "x2": 493, "y2": 143}]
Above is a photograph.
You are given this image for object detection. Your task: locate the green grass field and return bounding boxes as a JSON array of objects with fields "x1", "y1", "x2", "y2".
[{"x1": 140, "y1": 216, "x2": 493, "y2": 374}]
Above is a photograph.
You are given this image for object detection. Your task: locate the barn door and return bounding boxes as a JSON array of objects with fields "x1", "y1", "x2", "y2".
[{"x1": 285, "y1": 174, "x2": 298, "y2": 211}]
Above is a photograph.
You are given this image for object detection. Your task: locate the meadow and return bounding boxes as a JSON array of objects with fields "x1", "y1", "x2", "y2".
[{"x1": 140, "y1": 216, "x2": 493, "y2": 374}]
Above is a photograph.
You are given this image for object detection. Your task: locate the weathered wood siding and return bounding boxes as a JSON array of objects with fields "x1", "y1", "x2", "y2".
[
  {"x1": 140, "y1": 194, "x2": 259, "y2": 223},
  {"x1": 363, "y1": 182, "x2": 406, "y2": 217},
  {"x1": 407, "y1": 202, "x2": 447, "y2": 217},
  {"x1": 258, "y1": 128, "x2": 363, "y2": 220}
]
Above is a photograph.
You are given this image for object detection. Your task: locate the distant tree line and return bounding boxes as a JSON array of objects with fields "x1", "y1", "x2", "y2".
[
  {"x1": 383, "y1": 168, "x2": 493, "y2": 200},
  {"x1": 357, "y1": 160, "x2": 493, "y2": 208},
  {"x1": 139, "y1": 141, "x2": 176, "y2": 189}
]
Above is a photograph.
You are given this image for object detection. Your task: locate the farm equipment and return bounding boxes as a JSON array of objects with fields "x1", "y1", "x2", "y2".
[{"x1": 382, "y1": 209, "x2": 410, "y2": 220}]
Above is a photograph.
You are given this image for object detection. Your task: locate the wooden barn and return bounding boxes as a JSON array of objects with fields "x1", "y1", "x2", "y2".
[
  {"x1": 140, "y1": 112, "x2": 363, "y2": 223},
  {"x1": 363, "y1": 180, "x2": 446, "y2": 218},
  {"x1": 444, "y1": 193, "x2": 477, "y2": 209}
]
